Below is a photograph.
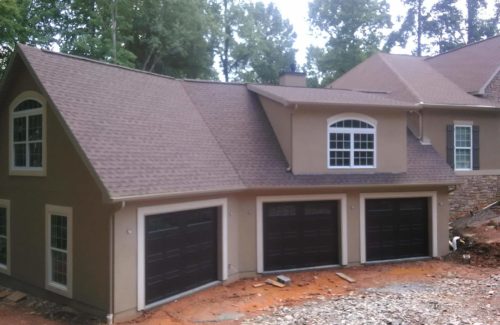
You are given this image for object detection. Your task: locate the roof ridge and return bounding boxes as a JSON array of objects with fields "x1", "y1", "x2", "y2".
[
  {"x1": 377, "y1": 53, "x2": 422, "y2": 103},
  {"x1": 181, "y1": 80, "x2": 246, "y2": 186},
  {"x1": 426, "y1": 34, "x2": 500, "y2": 61},
  {"x1": 182, "y1": 78, "x2": 245, "y2": 86},
  {"x1": 18, "y1": 43, "x2": 183, "y2": 82}
]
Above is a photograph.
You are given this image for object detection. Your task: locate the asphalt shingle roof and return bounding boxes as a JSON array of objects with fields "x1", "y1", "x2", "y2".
[{"x1": 9, "y1": 45, "x2": 457, "y2": 200}]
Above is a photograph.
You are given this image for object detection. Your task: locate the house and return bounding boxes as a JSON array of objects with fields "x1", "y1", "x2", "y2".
[{"x1": 0, "y1": 36, "x2": 498, "y2": 322}]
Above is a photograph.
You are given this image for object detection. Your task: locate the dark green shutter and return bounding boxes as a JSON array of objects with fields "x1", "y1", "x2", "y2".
[
  {"x1": 446, "y1": 125, "x2": 454, "y2": 169},
  {"x1": 473, "y1": 125, "x2": 480, "y2": 170}
]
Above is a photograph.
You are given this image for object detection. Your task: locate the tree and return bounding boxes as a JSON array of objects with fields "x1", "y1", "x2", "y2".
[
  {"x1": 0, "y1": 0, "x2": 22, "y2": 75},
  {"x1": 425, "y1": 0, "x2": 465, "y2": 53},
  {"x1": 308, "y1": 0, "x2": 392, "y2": 85},
  {"x1": 232, "y1": 2, "x2": 297, "y2": 84},
  {"x1": 467, "y1": 0, "x2": 499, "y2": 43}
]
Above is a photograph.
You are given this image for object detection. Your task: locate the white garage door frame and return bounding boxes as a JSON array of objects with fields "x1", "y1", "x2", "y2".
[
  {"x1": 359, "y1": 191, "x2": 438, "y2": 264},
  {"x1": 256, "y1": 194, "x2": 348, "y2": 273},
  {"x1": 137, "y1": 198, "x2": 228, "y2": 310}
]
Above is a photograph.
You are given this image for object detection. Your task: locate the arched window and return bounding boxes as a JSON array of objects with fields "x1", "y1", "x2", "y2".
[
  {"x1": 10, "y1": 92, "x2": 46, "y2": 173},
  {"x1": 328, "y1": 117, "x2": 376, "y2": 168}
]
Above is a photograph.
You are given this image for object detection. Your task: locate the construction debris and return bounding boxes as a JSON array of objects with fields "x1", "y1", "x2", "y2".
[
  {"x1": 336, "y1": 272, "x2": 356, "y2": 283},
  {"x1": 252, "y1": 283, "x2": 266, "y2": 288},
  {"x1": 265, "y1": 279, "x2": 285, "y2": 288},
  {"x1": 0, "y1": 290, "x2": 11, "y2": 299},
  {"x1": 277, "y1": 275, "x2": 291, "y2": 286},
  {"x1": 6, "y1": 291, "x2": 27, "y2": 303}
]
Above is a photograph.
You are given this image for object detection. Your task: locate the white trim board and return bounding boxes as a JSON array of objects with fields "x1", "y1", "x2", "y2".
[
  {"x1": 359, "y1": 191, "x2": 438, "y2": 264},
  {"x1": 137, "y1": 198, "x2": 228, "y2": 311},
  {"x1": 256, "y1": 194, "x2": 348, "y2": 274},
  {"x1": 0, "y1": 199, "x2": 11, "y2": 275}
]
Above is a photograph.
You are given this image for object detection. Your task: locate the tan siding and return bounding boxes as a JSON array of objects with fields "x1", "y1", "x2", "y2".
[
  {"x1": 422, "y1": 109, "x2": 500, "y2": 170},
  {"x1": 0, "y1": 59, "x2": 110, "y2": 313},
  {"x1": 292, "y1": 107, "x2": 407, "y2": 174},
  {"x1": 258, "y1": 96, "x2": 293, "y2": 164}
]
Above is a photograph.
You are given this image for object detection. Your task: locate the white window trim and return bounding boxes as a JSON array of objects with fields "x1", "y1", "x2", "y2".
[
  {"x1": 137, "y1": 198, "x2": 228, "y2": 311},
  {"x1": 327, "y1": 114, "x2": 377, "y2": 169},
  {"x1": 9, "y1": 91, "x2": 47, "y2": 177},
  {"x1": 256, "y1": 194, "x2": 348, "y2": 273},
  {"x1": 0, "y1": 199, "x2": 11, "y2": 275},
  {"x1": 454, "y1": 124, "x2": 473, "y2": 171},
  {"x1": 45, "y1": 204, "x2": 73, "y2": 298},
  {"x1": 359, "y1": 192, "x2": 438, "y2": 264}
]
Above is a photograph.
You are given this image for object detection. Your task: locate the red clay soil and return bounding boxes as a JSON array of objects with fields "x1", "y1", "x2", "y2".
[
  {"x1": 126, "y1": 260, "x2": 498, "y2": 325},
  {"x1": 0, "y1": 304, "x2": 64, "y2": 325}
]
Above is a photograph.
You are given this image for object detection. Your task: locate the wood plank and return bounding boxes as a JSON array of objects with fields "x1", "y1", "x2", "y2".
[
  {"x1": 6, "y1": 291, "x2": 27, "y2": 303},
  {"x1": 252, "y1": 283, "x2": 265, "y2": 288},
  {"x1": 336, "y1": 272, "x2": 356, "y2": 283},
  {"x1": 265, "y1": 279, "x2": 285, "y2": 288}
]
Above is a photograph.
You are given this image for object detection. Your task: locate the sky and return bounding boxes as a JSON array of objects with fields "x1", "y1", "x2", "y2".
[{"x1": 250, "y1": 0, "x2": 498, "y2": 66}]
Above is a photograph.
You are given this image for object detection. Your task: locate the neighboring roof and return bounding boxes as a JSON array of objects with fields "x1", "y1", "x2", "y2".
[
  {"x1": 330, "y1": 52, "x2": 498, "y2": 108},
  {"x1": 3, "y1": 45, "x2": 457, "y2": 201},
  {"x1": 426, "y1": 35, "x2": 500, "y2": 94},
  {"x1": 247, "y1": 83, "x2": 416, "y2": 108}
]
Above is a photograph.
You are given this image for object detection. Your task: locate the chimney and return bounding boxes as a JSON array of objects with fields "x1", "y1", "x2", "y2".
[{"x1": 279, "y1": 64, "x2": 306, "y2": 87}]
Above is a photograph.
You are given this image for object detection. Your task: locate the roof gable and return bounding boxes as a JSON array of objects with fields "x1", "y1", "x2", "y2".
[{"x1": 426, "y1": 35, "x2": 500, "y2": 94}]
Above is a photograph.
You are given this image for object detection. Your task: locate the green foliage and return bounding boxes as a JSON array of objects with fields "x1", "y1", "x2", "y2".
[
  {"x1": 308, "y1": 0, "x2": 391, "y2": 85},
  {"x1": 0, "y1": 0, "x2": 22, "y2": 75},
  {"x1": 232, "y1": 2, "x2": 296, "y2": 84}
]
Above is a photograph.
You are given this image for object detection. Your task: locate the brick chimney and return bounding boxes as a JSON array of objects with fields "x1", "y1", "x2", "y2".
[{"x1": 279, "y1": 64, "x2": 306, "y2": 87}]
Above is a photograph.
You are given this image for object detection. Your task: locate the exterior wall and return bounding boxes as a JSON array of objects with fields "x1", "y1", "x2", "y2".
[
  {"x1": 449, "y1": 175, "x2": 500, "y2": 218},
  {"x1": 259, "y1": 97, "x2": 293, "y2": 164},
  {"x1": 0, "y1": 59, "x2": 111, "y2": 315},
  {"x1": 112, "y1": 185, "x2": 449, "y2": 321},
  {"x1": 292, "y1": 107, "x2": 407, "y2": 174},
  {"x1": 422, "y1": 109, "x2": 500, "y2": 170},
  {"x1": 484, "y1": 70, "x2": 500, "y2": 103},
  {"x1": 279, "y1": 73, "x2": 306, "y2": 87},
  {"x1": 407, "y1": 111, "x2": 420, "y2": 139}
]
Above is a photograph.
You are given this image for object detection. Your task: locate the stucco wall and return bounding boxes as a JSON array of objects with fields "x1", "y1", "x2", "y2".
[
  {"x1": 259, "y1": 97, "x2": 293, "y2": 164},
  {"x1": 422, "y1": 109, "x2": 500, "y2": 170},
  {"x1": 292, "y1": 107, "x2": 407, "y2": 174},
  {"x1": 112, "y1": 186, "x2": 449, "y2": 320},
  {"x1": 0, "y1": 58, "x2": 111, "y2": 314}
]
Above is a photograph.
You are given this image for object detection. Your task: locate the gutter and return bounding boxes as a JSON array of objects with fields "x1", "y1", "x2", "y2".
[{"x1": 420, "y1": 102, "x2": 498, "y2": 111}]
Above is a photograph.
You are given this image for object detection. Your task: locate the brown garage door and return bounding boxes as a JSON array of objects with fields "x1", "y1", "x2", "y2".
[
  {"x1": 145, "y1": 207, "x2": 218, "y2": 305},
  {"x1": 366, "y1": 198, "x2": 429, "y2": 261},
  {"x1": 264, "y1": 201, "x2": 339, "y2": 271}
]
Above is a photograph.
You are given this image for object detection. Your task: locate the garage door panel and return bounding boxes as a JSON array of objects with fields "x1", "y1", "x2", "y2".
[
  {"x1": 366, "y1": 198, "x2": 429, "y2": 261},
  {"x1": 264, "y1": 201, "x2": 339, "y2": 271},
  {"x1": 145, "y1": 207, "x2": 218, "y2": 305}
]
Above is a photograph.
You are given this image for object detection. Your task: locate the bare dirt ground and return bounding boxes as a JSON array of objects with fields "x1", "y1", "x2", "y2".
[{"x1": 0, "y1": 209, "x2": 498, "y2": 325}]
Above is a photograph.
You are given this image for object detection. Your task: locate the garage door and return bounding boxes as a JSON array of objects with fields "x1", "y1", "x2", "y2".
[
  {"x1": 263, "y1": 201, "x2": 339, "y2": 271},
  {"x1": 145, "y1": 207, "x2": 218, "y2": 305},
  {"x1": 366, "y1": 198, "x2": 429, "y2": 261}
]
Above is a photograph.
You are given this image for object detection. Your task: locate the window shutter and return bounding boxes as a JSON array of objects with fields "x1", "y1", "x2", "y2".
[
  {"x1": 473, "y1": 125, "x2": 480, "y2": 170},
  {"x1": 446, "y1": 125, "x2": 454, "y2": 169}
]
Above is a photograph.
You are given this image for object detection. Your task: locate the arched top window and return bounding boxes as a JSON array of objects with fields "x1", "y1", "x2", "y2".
[
  {"x1": 9, "y1": 92, "x2": 46, "y2": 175},
  {"x1": 13, "y1": 99, "x2": 43, "y2": 112},
  {"x1": 328, "y1": 116, "x2": 376, "y2": 168}
]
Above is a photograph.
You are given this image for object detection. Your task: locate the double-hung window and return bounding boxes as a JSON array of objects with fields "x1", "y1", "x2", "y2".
[
  {"x1": 0, "y1": 200, "x2": 10, "y2": 274},
  {"x1": 454, "y1": 125, "x2": 472, "y2": 170},
  {"x1": 328, "y1": 119, "x2": 376, "y2": 168},
  {"x1": 45, "y1": 205, "x2": 73, "y2": 297},
  {"x1": 10, "y1": 92, "x2": 46, "y2": 176}
]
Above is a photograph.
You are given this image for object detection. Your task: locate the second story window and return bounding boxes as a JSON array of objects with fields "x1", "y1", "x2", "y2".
[
  {"x1": 328, "y1": 119, "x2": 376, "y2": 168},
  {"x1": 9, "y1": 92, "x2": 46, "y2": 176},
  {"x1": 454, "y1": 125, "x2": 472, "y2": 170}
]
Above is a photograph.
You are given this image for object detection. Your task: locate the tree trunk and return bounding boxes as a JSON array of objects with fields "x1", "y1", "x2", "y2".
[
  {"x1": 223, "y1": 0, "x2": 230, "y2": 82},
  {"x1": 416, "y1": 0, "x2": 422, "y2": 56}
]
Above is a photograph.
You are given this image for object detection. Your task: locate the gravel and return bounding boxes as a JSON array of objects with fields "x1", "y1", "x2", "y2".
[{"x1": 242, "y1": 273, "x2": 500, "y2": 325}]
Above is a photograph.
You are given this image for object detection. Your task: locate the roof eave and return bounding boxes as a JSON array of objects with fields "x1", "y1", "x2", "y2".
[
  {"x1": 247, "y1": 84, "x2": 290, "y2": 106},
  {"x1": 421, "y1": 102, "x2": 499, "y2": 111},
  {"x1": 292, "y1": 101, "x2": 418, "y2": 110}
]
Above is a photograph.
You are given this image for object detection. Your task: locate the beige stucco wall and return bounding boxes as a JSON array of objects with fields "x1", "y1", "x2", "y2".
[
  {"x1": 259, "y1": 97, "x2": 293, "y2": 164},
  {"x1": 112, "y1": 186, "x2": 449, "y2": 320},
  {"x1": 292, "y1": 107, "x2": 407, "y2": 174},
  {"x1": 422, "y1": 109, "x2": 500, "y2": 170},
  {"x1": 0, "y1": 59, "x2": 111, "y2": 314}
]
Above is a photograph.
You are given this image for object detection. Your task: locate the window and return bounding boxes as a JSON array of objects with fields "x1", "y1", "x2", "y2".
[
  {"x1": 454, "y1": 125, "x2": 472, "y2": 170},
  {"x1": 328, "y1": 118, "x2": 376, "y2": 168},
  {"x1": 9, "y1": 92, "x2": 46, "y2": 176},
  {"x1": 0, "y1": 200, "x2": 10, "y2": 274},
  {"x1": 45, "y1": 205, "x2": 72, "y2": 297}
]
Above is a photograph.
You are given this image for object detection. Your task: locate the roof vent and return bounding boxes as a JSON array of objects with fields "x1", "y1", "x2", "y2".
[{"x1": 279, "y1": 64, "x2": 306, "y2": 87}]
